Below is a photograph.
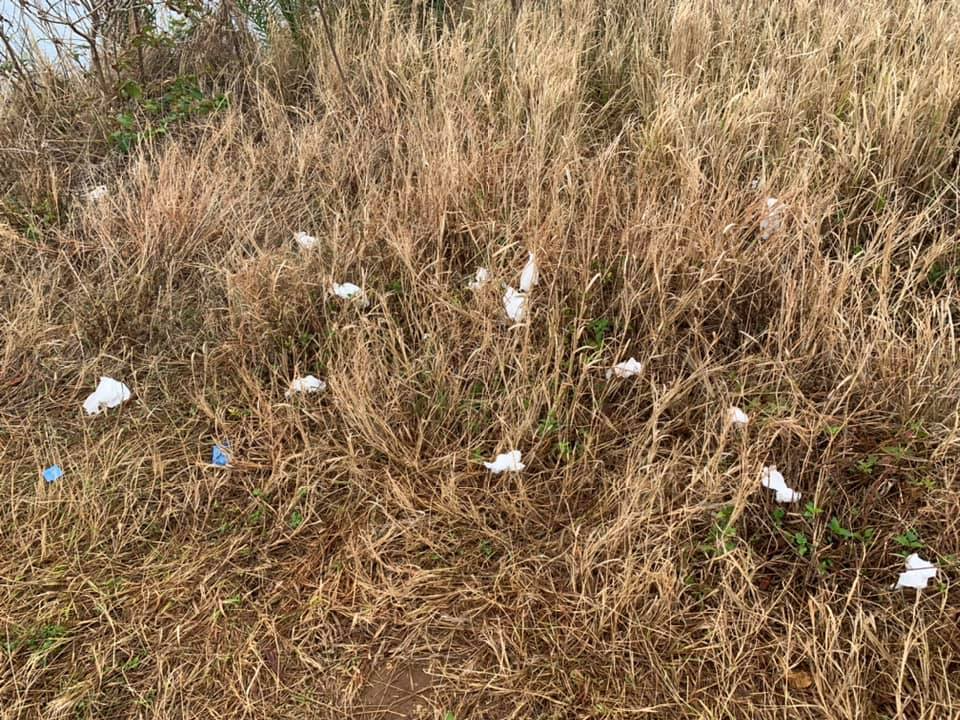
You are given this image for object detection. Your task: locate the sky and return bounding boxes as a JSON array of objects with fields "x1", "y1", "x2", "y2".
[
  {"x1": 1, "y1": 1, "x2": 189, "y2": 64},
  {"x1": 0, "y1": 0, "x2": 87, "y2": 61}
]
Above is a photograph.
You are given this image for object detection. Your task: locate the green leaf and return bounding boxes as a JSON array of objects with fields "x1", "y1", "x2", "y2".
[
  {"x1": 588, "y1": 318, "x2": 611, "y2": 349},
  {"x1": 479, "y1": 540, "x2": 495, "y2": 559},
  {"x1": 771, "y1": 507, "x2": 785, "y2": 527},
  {"x1": 927, "y1": 262, "x2": 949, "y2": 288},
  {"x1": 109, "y1": 130, "x2": 135, "y2": 154},
  {"x1": 555, "y1": 440, "x2": 575, "y2": 460},
  {"x1": 893, "y1": 529, "x2": 923, "y2": 550},
  {"x1": 120, "y1": 79, "x2": 143, "y2": 101},
  {"x1": 537, "y1": 411, "x2": 560, "y2": 436},
  {"x1": 829, "y1": 517, "x2": 855, "y2": 541},
  {"x1": 856, "y1": 455, "x2": 878, "y2": 475},
  {"x1": 881, "y1": 445, "x2": 908, "y2": 461},
  {"x1": 792, "y1": 532, "x2": 810, "y2": 557}
]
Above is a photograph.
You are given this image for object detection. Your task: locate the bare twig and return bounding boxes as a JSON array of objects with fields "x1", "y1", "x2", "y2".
[{"x1": 315, "y1": 0, "x2": 353, "y2": 106}]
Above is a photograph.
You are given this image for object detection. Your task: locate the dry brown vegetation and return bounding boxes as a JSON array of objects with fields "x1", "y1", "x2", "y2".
[{"x1": 2, "y1": 1, "x2": 960, "y2": 717}]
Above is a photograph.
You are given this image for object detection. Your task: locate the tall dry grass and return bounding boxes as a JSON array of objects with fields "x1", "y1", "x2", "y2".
[{"x1": 2, "y1": 0, "x2": 960, "y2": 717}]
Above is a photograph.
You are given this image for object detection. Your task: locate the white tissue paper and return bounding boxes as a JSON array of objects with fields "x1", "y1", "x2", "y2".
[
  {"x1": 728, "y1": 406, "x2": 749, "y2": 426},
  {"x1": 468, "y1": 267, "x2": 490, "y2": 291},
  {"x1": 294, "y1": 231, "x2": 318, "y2": 250},
  {"x1": 331, "y1": 282, "x2": 368, "y2": 307},
  {"x1": 83, "y1": 376, "x2": 131, "y2": 415},
  {"x1": 606, "y1": 358, "x2": 643, "y2": 379},
  {"x1": 895, "y1": 553, "x2": 938, "y2": 590},
  {"x1": 759, "y1": 197, "x2": 785, "y2": 240},
  {"x1": 86, "y1": 185, "x2": 108, "y2": 203},
  {"x1": 761, "y1": 465, "x2": 801, "y2": 503},
  {"x1": 503, "y1": 287, "x2": 527, "y2": 322},
  {"x1": 483, "y1": 450, "x2": 525, "y2": 474},
  {"x1": 286, "y1": 375, "x2": 327, "y2": 397},
  {"x1": 519, "y1": 252, "x2": 539, "y2": 292}
]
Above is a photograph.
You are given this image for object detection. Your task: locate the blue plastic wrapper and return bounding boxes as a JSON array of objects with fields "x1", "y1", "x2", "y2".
[
  {"x1": 211, "y1": 444, "x2": 230, "y2": 467},
  {"x1": 43, "y1": 465, "x2": 63, "y2": 483}
]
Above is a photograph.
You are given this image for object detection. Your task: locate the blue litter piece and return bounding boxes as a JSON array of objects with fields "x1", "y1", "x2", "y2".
[
  {"x1": 43, "y1": 465, "x2": 63, "y2": 483},
  {"x1": 211, "y1": 444, "x2": 230, "y2": 467}
]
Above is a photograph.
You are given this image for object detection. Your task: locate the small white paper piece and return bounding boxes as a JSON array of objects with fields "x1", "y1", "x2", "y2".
[
  {"x1": 467, "y1": 267, "x2": 490, "y2": 291},
  {"x1": 503, "y1": 286, "x2": 527, "y2": 322},
  {"x1": 728, "y1": 406, "x2": 749, "y2": 426},
  {"x1": 294, "y1": 231, "x2": 318, "y2": 249},
  {"x1": 286, "y1": 375, "x2": 327, "y2": 397},
  {"x1": 483, "y1": 450, "x2": 525, "y2": 474},
  {"x1": 759, "y1": 197, "x2": 785, "y2": 240},
  {"x1": 895, "y1": 553, "x2": 938, "y2": 590},
  {"x1": 331, "y1": 282, "x2": 368, "y2": 306},
  {"x1": 519, "y1": 252, "x2": 539, "y2": 292},
  {"x1": 761, "y1": 465, "x2": 801, "y2": 503},
  {"x1": 83, "y1": 376, "x2": 132, "y2": 415},
  {"x1": 605, "y1": 358, "x2": 643, "y2": 379},
  {"x1": 87, "y1": 185, "x2": 108, "y2": 203}
]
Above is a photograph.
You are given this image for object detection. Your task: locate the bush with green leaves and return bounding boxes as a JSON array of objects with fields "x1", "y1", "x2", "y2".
[{"x1": 109, "y1": 76, "x2": 228, "y2": 154}]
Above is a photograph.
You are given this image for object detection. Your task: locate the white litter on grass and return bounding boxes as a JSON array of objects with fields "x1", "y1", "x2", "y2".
[
  {"x1": 286, "y1": 375, "x2": 327, "y2": 397},
  {"x1": 86, "y1": 185, "x2": 108, "y2": 203},
  {"x1": 331, "y1": 282, "x2": 368, "y2": 306},
  {"x1": 83, "y1": 376, "x2": 131, "y2": 415},
  {"x1": 503, "y1": 286, "x2": 527, "y2": 322},
  {"x1": 294, "y1": 231, "x2": 318, "y2": 250},
  {"x1": 761, "y1": 465, "x2": 801, "y2": 503},
  {"x1": 895, "y1": 553, "x2": 938, "y2": 590},
  {"x1": 519, "y1": 252, "x2": 539, "y2": 292},
  {"x1": 728, "y1": 406, "x2": 749, "y2": 426},
  {"x1": 483, "y1": 450, "x2": 525, "y2": 474},
  {"x1": 606, "y1": 358, "x2": 643, "y2": 379},
  {"x1": 759, "y1": 197, "x2": 785, "y2": 240},
  {"x1": 467, "y1": 267, "x2": 490, "y2": 291}
]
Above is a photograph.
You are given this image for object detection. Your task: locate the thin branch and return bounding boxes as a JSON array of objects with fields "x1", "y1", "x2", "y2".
[
  {"x1": 0, "y1": 16, "x2": 41, "y2": 104},
  {"x1": 315, "y1": 0, "x2": 353, "y2": 106}
]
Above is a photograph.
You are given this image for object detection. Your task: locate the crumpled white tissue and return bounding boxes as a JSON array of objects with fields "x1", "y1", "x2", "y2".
[
  {"x1": 728, "y1": 406, "x2": 749, "y2": 426},
  {"x1": 467, "y1": 267, "x2": 490, "y2": 291},
  {"x1": 503, "y1": 287, "x2": 527, "y2": 322},
  {"x1": 895, "y1": 553, "x2": 938, "y2": 590},
  {"x1": 87, "y1": 185, "x2": 108, "y2": 203},
  {"x1": 606, "y1": 358, "x2": 643, "y2": 379},
  {"x1": 519, "y1": 252, "x2": 539, "y2": 292},
  {"x1": 83, "y1": 376, "x2": 131, "y2": 415},
  {"x1": 294, "y1": 231, "x2": 318, "y2": 250},
  {"x1": 483, "y1": 450, "x2": 525, "y2": 474},
  {"x1": 331, "y1": 282, "x2": 368, "y2": 306},
  {"x1": 286, "y1": 375, "x2": 327, "y2": 397},
  {"x1": 761, "y1": 465, "x2": 801, "y2": 503},
  {"x1": 759, "y1": 197, "x2": 785, "y2": 240}
]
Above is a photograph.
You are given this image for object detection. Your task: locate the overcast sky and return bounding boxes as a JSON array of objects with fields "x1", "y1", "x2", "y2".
[
  {"x1": 0, "y1": 0, "x2": 85, "y2": 60},
  {"x1": 2, "y1": 1, "x2": 188, "y2": 62}
]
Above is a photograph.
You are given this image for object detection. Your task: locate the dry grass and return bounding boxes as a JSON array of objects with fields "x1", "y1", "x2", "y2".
[{"x1": 2, "y1": 1, "x2": 960, "y2": 717}]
